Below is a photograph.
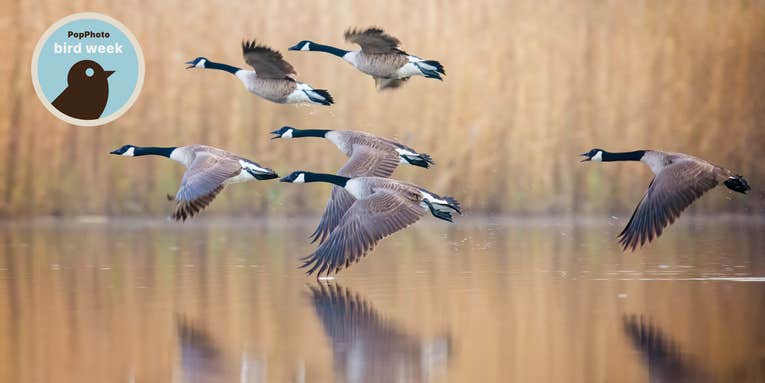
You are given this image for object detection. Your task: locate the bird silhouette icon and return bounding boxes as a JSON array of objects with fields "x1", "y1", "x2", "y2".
[{"x1": 52, "y1": 60, "x2": 114, "y2": 120}]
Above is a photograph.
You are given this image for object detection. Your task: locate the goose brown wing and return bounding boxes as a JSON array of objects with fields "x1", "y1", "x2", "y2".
[
  {"x1": 242, "y1": 40, "x2": 296, "y2": 79},
  {"x1": 310, "y1": 145, "x2": 401, "y2": 244},
  {"x1": 302, "y1": 188, "x2": 425, "y2": 276},
  {"x1": 344, "y1": 27, "x2": 403, "y2": 54},
  {"x1": 618, "y1": 159, "x2": 720, "y2": 250},
  {"x1": 171, "y1": 152, "x2": 241, "y2": 221}
]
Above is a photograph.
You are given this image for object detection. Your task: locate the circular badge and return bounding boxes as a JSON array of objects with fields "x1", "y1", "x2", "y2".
[{"x1": 31, "y1": 12, "x2": 144, "y2": 126}]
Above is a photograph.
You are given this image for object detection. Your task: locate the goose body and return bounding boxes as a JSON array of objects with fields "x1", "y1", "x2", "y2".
[
  {"x1": 280, "y1": 171, "x2": 461, "y2": 276},
  {"x1": 581, "y1": 149, "x2": 750, "y2": 250},
  {"x1": 272, "y1": 126, "x2": 434, "y2": 243},
  {"x1": 110, "y1": 144, "x2": 278, "y2": 221},
  {"x1": 186, "y1": 41, "x2": 333, "y2": 105},
  {"x1": 289, "y1": 27, "x2": 445, "y2": 90}
]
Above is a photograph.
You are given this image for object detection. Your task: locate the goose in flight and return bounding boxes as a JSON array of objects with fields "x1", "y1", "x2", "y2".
[
  {"x1": 280, "y1": 171, "x2": 461, "y2": 276},
  {"x1": 271, "y1": 126, "x2": 433, "y2": 243},
  {"x1": 581, "y1": 149, "x2": 750, "y2": 250},
  {"x1": 186, "y1": 40, "x2": 333, "y2": 105},
  {"x1": 289, "y1": 27, "x2": 445, "y2": 90},
  {"x1": 110, "y1": 144, "x2": 278, "y2": 221}
]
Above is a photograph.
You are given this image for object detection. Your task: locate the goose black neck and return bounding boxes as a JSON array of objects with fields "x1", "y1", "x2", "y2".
[
  {"x1": 206, "y1": 61, "x2": 240, "y2": 74},
  {"x1": 134, "y1": 146, "x2": 176, "y2": 158},
  {"x1": 305, "y1": 172, "x2": 349, "y2": 187},
  {"x1": 602, "y1": 150, "x2": 646, "y2": 162},
  {"x1": 310, "y1": 43, "x2": 349, "y2": 58},
  {"x1": 293, "y1": 129, "x2": 331, "y2": 138}
]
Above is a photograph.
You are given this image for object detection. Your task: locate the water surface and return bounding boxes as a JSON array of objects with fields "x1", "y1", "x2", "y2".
[{"x1": 0, "y1": 216, "x2": 763, "y2": 382}]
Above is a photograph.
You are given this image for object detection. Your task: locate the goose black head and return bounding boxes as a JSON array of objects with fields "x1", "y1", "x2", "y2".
[
  {"x1": 270, "y1": 126, "x2": 295, "y2": 139},
  {"x1": 580, "y1": 148, "x2": 605, "y2": 162},
  {"x1": 185, "y1": 57, "x2": 208, "y2": 69},
  {"x1": 288, "y1": 40, "x2": 314, "y2": 51},
  {"x1": 280, "y1": 171, "x2": 307, "y2": 183},
  {"x1": 110, "y1": 144, "x2": 137, "y2": 156}
]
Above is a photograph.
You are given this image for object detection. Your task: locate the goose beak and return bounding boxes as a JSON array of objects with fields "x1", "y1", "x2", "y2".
[
  {"x1": 185, "y1": 61, "x2": 195, "y2": 69},
  {"x1": 270, "y1": 130, "x2": 281, "y2": 139},
  {"x1": 109, "y1": 149, "x2": 120, "y2": 155},
  {"x1": 279, "y1": 176, "x2": 290, "y2": 182},
  {"x1": 580, "y1": 153, "x2": 591, "y2": 162},
  {"x1": 288, "y1": 44, "x2": 301, "y2": 51}
]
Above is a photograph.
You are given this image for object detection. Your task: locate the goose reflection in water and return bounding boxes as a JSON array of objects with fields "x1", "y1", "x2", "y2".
[
  {"x1": 623, "y1": 315, "x2": 709, "y2": 383},
  {"x1": 623, "y1": 315, "x2": 765, "y2": 383},
  {"x1": 175, "y1": 315, "x2": 267, "y2": 383},
  {"x1": 309, "y1": 283, "x2": 451, "y2": 383}
]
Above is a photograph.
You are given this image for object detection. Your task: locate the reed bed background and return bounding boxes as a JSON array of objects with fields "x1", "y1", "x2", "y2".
[{"x1": 1, "y1": 0, "x2": 763, "y2": 218}]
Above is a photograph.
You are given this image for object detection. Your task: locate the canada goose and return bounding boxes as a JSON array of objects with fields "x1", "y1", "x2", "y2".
[
  {"x1": 109, "y1": 144, "x2": 278, "y2": 221},
  {"x1": 271, "y1": 126, "x2": 434, "y2": 243},
  {"x1": 280, "y1": 171, "x2": 461, "y2": 276},
  {"x1": 289, "y1": 27, "x2": 445, "y2": 90},
  {"x1": 309, "y1": 283, "x2": 451, "y2": 383},
  {"x1": 581, "y1": 149, "x2": 750, "y2": 250},
  {"x1": 186, "y1": 40, "x2": 333, "y2": 105}
]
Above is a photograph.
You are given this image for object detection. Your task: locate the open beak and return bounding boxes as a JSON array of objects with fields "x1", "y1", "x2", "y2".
[
  {"x1": 104, "y1": 70, "x2": 115, "y2": 78},
  {"x1": 185, "y1": 61, "x2": 195, "y2": 69},
  {"x1": 270, "y1": 130, "x2": 281, "y2": 140},
  {"x1": 580, "y1": 153, "x2": 591, "y2": 162}
]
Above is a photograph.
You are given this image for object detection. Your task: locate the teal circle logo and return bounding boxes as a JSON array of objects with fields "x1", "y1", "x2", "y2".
[{"x1": 31, "y1": 13, "x2": 144, "y2": 126}]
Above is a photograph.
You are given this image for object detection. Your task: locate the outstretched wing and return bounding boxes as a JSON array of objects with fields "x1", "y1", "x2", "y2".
[
  {"x1": 302, "y1": 188, "x2": 426, "y2": 276},
  {"x1": 345, "y1": 27, "x2": 403, "y2": 54},
  {"x1": 618, "y1": 159, "x2": 720, "y2": 250},
  {"x1": 310, "y1": 145, "x2": 401, "y2": 244},
  {"x1": 171, "y1": 152, "x2": 241, "y2": 221},
  {"x1": 242, "y1": 40, "x2": 296, "y2": 79}
]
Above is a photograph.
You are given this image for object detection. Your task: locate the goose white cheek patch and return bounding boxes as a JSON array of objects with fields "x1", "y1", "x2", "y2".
[
  {"x1": 122, "y1": 147, "x2": 135, "y2": 156},
  {"x1": 592, "y1": 151, "x2": 603, "y2": 162},
  {"x1": 293, "y1": 173, "x2": 305, "y2": 183}
]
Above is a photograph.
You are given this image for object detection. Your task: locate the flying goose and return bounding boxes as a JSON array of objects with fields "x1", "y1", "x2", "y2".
[
  {"x1": 309, "y1": 283, "x2": 451, "y2": 383},
  {"x1": 280, "y1": 171, "x2": 461, "y2": 276},
  {"x1": 110, "y1": 144, "x2": 278, "y2": 221},
  {"x1": 271, "y1": 126, "x2": 434, "y2": 243},
  {"x1": 581, "y1": 149, "x2": 750, "y2": 250},
  {"x1": 186, "y1": 40, "x2": 333, "y2": 105},
  {"x1": 289, "y1": 27, "x2": 445, "y2": 90}
]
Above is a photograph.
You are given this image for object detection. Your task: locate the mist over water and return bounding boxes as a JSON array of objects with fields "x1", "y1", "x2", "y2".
[{"x1": 0, "y1": 217, "x2": 763, "y2": 382}]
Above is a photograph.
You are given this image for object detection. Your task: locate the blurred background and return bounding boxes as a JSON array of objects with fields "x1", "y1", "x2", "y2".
[{"x1": 1, "y1": 0, "x2": 763, "y2": 217}]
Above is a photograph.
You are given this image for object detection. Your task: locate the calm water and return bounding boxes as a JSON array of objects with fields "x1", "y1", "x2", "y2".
[{"x1": 0, "y1": 216, "x2": 763, "y2": 383}]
